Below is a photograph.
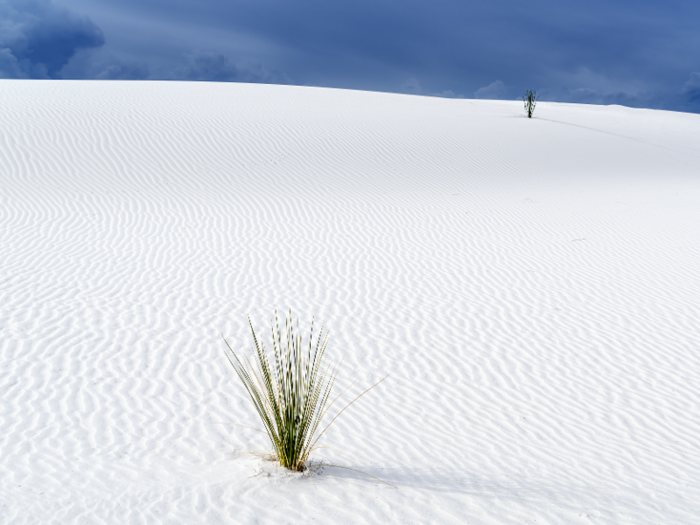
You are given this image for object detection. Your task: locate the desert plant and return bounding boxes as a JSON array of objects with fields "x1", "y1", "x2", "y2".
[
  {"x1": 222, "y1": 310, "x2": 385, "y2": 474},
  {"x1": 523, "y1": 89, "x2": 540, "y2": 118}
]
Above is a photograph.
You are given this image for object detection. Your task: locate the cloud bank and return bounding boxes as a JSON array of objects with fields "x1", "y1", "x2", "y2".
[
  {"x1": 0, "y1": 0, "x2": 104, "y2": 78},
  {"x1": 2, "y1": 0, "x2": 700, "y2": 113}
]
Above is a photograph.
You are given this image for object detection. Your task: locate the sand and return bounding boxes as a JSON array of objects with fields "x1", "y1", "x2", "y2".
[{"x1": 1, "y1": 79, "x2": 699, "y2": 524}]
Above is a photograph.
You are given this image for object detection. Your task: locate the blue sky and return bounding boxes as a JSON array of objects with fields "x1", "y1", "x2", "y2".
[{"x1": 2, "y1": 0, "x2": 700, "y2": 112}]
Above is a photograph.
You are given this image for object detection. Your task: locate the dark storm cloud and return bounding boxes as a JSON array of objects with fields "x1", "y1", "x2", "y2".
[
  {"x1": 168, "y1": 52, "x2": 291, "y2": 84},
  {"x1": 3, "y1": 0, "x2": 700, "y2": 112},
  {"x1": 680, "y1": 73, "x2": 700, "y2": 110},
  {"x1": 0, "y1": 0, "x2": 104, "y2": 78},
  {"x1": 94, "y1": 62, "x2": 149, "y2": 80},
  {"x1": 173, "y1": 53, "x2": 239, "y2": 82}
]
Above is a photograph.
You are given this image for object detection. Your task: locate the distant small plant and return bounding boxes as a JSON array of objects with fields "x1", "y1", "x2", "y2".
[
  {"x1": 523, "y1": 90, "x2": 540, "y2": 118},
  {"x1": 222, "y1": 310, "x2": 388, "y2": 477}
]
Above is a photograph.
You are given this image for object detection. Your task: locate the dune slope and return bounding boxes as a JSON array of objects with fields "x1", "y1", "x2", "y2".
[{"x1": 1, "y1": 80, "x2": 699, "y2": 524}]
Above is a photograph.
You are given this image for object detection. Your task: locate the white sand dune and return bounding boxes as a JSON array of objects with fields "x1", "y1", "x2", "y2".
[{"x1": 1, "y1": 79, "x2": 699, "y2": 524}]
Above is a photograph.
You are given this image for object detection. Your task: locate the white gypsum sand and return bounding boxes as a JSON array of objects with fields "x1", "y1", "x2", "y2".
[{"x1": 1, "y1": 79, "x2": 699, "y2": 524}]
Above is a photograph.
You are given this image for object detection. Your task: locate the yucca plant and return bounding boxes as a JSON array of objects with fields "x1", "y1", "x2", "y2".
[
  {"x1": 523, "y1": 89, "x2": 540, "y2": 118},
  {"x1": 223, "y1": 310, "x2": 374, "y2": 473}
]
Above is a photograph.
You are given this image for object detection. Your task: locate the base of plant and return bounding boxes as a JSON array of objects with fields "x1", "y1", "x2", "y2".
[{"x1": 248, "y1": 453, "x2": 396, "y2": 487}]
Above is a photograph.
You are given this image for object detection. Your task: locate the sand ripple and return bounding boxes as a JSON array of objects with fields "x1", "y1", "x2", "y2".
[{"x1": 1, "y1": 80, "x2": 699, "y2": 523}]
